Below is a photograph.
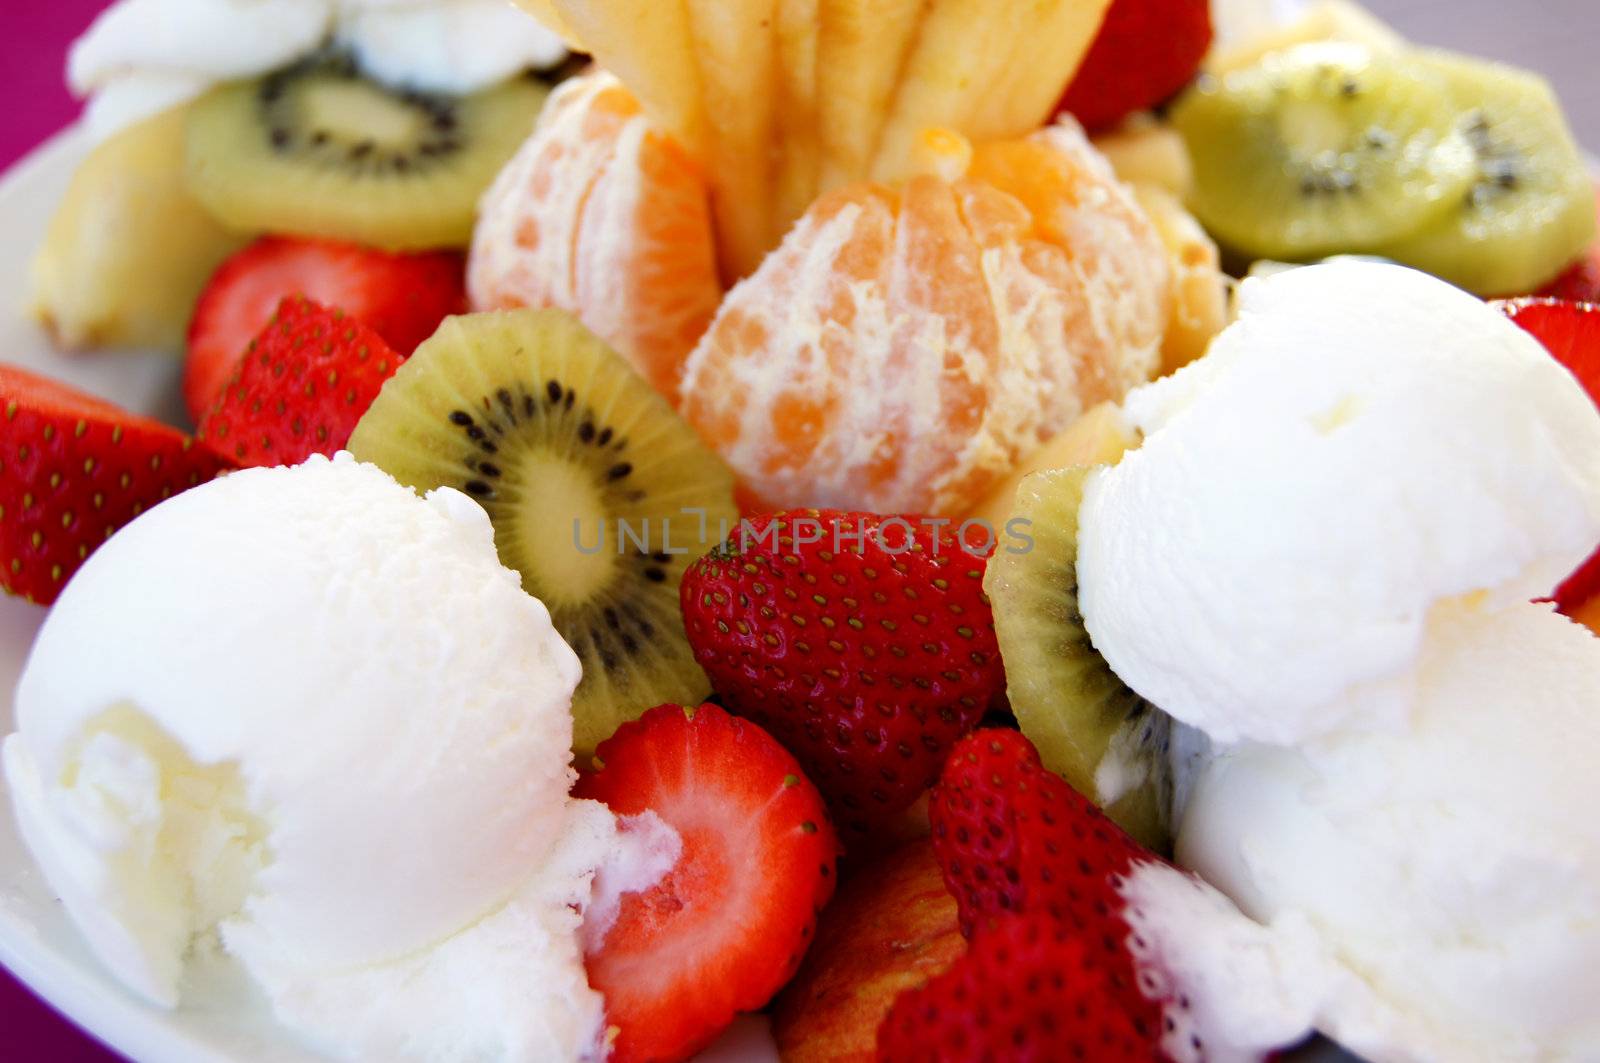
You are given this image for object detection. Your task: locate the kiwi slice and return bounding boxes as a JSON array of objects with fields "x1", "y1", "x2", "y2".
[
  {"x1": 185, "y1": 54, "x2": 548, "y2": 251},
  {"x1": 983, "y1": 466, "x2": 1172, "y2": 850},
  {"x1": 1375, "y1": 52, "x2": 1597, "y2": 296},
  {"x1": 347, "y1": 309, "x2": 738, "y2": 753},
  {"x1": 1172, "y1": 41, "x2": 1478, "y2": 262}
]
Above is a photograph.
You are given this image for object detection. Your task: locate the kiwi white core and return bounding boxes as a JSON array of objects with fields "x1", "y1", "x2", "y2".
[
  {"x1": 301, "y1": 80, "x2": 428, "y2": 148},
  {"x1": 508, "y1": 450, "x2": 618, "y2": 611}
]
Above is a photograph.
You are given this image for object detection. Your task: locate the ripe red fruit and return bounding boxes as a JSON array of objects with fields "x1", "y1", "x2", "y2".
[
  {"x1": 575, "y1": 704, "x2": 840, "y2": 1063},
  {"x1": 679, "y1": 511, "x2": 1003, "y2": 835},
  {"x1": 929, "y1": 728, "x2": 1167, "y2": 1040},
  {"x1": 0, "y1": 366, "x2": 231, "y2": 605},
  {"x1": 1057, "y1": 0, "x2": 1214, "y2": 132},
  {"x1": 1494, "y1": 298, "x2": 1600, "y2": 611},
  {"x1": 196, "y1": 297, "x2": 405, "y2": 468},
  {"x1": 875, "y1": 914, "x2": 1152, "y2": 1063},
  {"x1": 183, "y1": 236, "x2": 465, "y2": 423}
]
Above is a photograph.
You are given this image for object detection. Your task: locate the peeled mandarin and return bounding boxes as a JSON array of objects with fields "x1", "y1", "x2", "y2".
[
  {"x1": 678, "y1": 121, "x2": 1170, "y2": 516},
  {"x1": 469, "y1": 71, "x2": 722, "y2": 401}
]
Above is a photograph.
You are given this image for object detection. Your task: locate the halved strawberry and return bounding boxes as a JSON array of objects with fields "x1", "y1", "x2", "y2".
[
  {"x1": 576, "y1": 704, "x2": 839, "y2": 1063},
  {"x1": 196, "y1": 297, "x2": 404, "y2": 468},
  {"x1": 183, "y1": 236, "x2": 465, "y2": 423},
  {"x1": 876, "y1": 914, "x2": 1151, "y2": 1063},
  {"x1": 1056, "y1": 0, "x2": 1213, "y2": 132},
  {"x1": 680, "y1": 511, "x2": 1002, "y2": 836},
  {"x1": 1494, "y1": 298, "x2": 1600, "y2": 611},
  {"x1": 0, "y1": 366, "x2": 231, "y2": 605}
]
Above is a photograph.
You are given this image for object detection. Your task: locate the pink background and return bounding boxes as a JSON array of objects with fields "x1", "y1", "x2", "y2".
[{"x1": 2, "y1": 6, "x2": 126, "y2": 1059}]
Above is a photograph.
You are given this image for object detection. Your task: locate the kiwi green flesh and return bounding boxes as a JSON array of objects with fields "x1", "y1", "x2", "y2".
[
  {"x1": 348, "y1": 309, "x2": 738, "y2": 755},
  {"x1": 1173, "y1": 43, "x2": 1478, "y2": 262},
  {"x1": 983, "y1": 466, "x2": 1173, "y2": 851},
  {"x1": 185, "y1": 55, "x2": 548, "y2": 251},
  {"x1": 1374, "y1": 52, "x2": 1597, "y2": 296}
]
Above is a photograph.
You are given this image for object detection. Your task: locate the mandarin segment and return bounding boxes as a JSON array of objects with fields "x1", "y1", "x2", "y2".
[
  {"x1": 678, "y1": 122, "x2": 1169, "y2": 516},
  {"x1": 469, "y1": 72, "x2": 722, "y2": 401}
]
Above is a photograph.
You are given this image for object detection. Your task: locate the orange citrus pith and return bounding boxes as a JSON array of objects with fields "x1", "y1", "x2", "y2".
[
  {"x1": 469, "y1": 72, "x2": 722, "y2": 400},
  {"x1": 678, "y1": 122, "x2": 1171, "y2": 516}
]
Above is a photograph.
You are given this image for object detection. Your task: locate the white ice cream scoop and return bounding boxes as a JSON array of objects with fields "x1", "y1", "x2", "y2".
[{"x1": 3, "y1": 453, "x2": 672, "y2": 1061}]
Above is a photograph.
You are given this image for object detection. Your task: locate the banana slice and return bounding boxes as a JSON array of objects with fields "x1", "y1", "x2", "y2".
[{"x1": 29, "y1": 105, "x2": 246, "y2": 352}]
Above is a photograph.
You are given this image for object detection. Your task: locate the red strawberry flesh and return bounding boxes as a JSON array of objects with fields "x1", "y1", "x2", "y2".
[
  {"x1": 680, "y1": 511, "x2": 1002, "y2": 835},
  {"x1": 1057, "y1": 0, "x2": 1214, "y2": 132},
  {"x1": 575, "y1": 703, "x2": 839, "y2": 1063},
  {"x1": 875, "y1": 913, "x2": 1154, "y2": 1063},
  {"x1": 183, "y1": 236, "x2": 465, "y2": 423},
  {"x1": 0, "y1": 366, "x2": 231, "y2": 605},
  {"x1": 196, "y1": 296, "x2": 404, "y2": 468},
  {"x1": 1493, "y1": 298, "x2": 1600, "y2": 611}
]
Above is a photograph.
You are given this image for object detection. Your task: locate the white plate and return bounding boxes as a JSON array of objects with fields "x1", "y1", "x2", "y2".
[{"x1": 0, "y1": 128, "x2": 780, "y2": 1063}]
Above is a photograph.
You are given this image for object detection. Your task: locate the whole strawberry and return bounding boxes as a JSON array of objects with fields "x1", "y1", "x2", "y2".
[
  {"x1": 681, "y1": 511, "x2": 1001, "y2": 834},
  {"x1": 1057, "y1": 0, "x2": 1213, "y2": 131},
  {"x1": 0, "y1": 366, "x2": 232, "y2": 605},
  {"x1": 197, "y1": 297, "x2": 404, "y2": 468}
]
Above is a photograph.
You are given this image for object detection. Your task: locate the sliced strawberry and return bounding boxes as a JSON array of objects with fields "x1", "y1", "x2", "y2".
[
  {"x1": 0, "y1": 366, "x2": 231, "y2": 605},
  {"x1": 196, "y1": 297, "x2": 404, "y2": 468},
  {"x1": 1057, "y1": 0, "x2": 1213, "y2": 132},
  {"x1": 1493, "y1": 298, "x2": 1600, "y2": 611},
  {"x1": 183, "y1": 236, "x2": 465, "y2": 423},
  {"x1": 930, "y1": 729, "x2": 1165, "y2": 1036},
  {"x1": 680, "y1": 511, "x2": 1002, "y2": 835},
  {"x1": 576, "y1": 704, "x2": 840, "y2": 1063},
  {"x1": 875, "y1": 913, "x2": 1152, "y2": 1063}
]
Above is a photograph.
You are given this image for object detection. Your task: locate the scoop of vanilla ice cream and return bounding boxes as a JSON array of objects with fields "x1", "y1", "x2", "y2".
[
  {"x1": 2, "y1": 454, "x2": 665, "y2": 1061},
  {"x1": 70, "y1": 0, "x2": 334, "y2": 138},
  {"x1": 1078, "y1": 261, "x2": 1600, "y2": 746},
  {"x1": 337, "y1": 0, "x2": 568, "y2": 96},
  {"x1": 70, "y1": 0, "x2": 566, "y2": 142},
  {"x1": 1177, "y1": 602, "x2": 1600, "y2": 1062}
]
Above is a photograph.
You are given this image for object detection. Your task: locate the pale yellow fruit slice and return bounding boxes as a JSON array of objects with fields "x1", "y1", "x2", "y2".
[
  {"x1": 1208, "y1": 0, "x2": 1404, "y2": 75},
  {"x1": 29, "y1": 105, "x2": 246, "y2": 352},
  {"x1": 814, "y1": 0, "x2": 926, "y2": 192},
  {"x1": 772, "y1": 0, "x2": 822, "y2": 236},
  {"x1": 1092, "y1": 117, "x2": 1194, "y2": 197},
  {"x1": 684, "y1": 0, "x2": 780, "y2": 280},
  {"x1": 1132, "y1": 184, "x2": 1229, "y2": 374},
  {"x1": 963, "y1": 0, "x2": 1114, "y2": 146},
  {"x1": 543, "y1": 0, "x2": 707, "y2": 153},
  {"x1": 964, "y1": 402, "x2": 1136, "y2": 533}
]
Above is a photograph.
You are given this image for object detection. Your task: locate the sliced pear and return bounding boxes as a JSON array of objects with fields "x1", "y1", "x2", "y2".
[
  {"x1": 965, "y1": 403, "x2": 1136, "y2": 533},
  {"x1": 773, "y1": 0, "x2": 822, "y2": 235},
  {"x1": 543, "y1": 0, "x2": 706, "y2": 154},
  {"x1": 963, "y1": 0, "x2": 1114, "y2": 145},
  {"x1": 684, "y1": 0, "x2": 780, "y2": 279},
  {"x1": 1133, "y1": 184, "x2": 1230, "y2": 373},
  {"x1": 29, "y1": 105, "x2": 247, "y2": 352},
  {"x1": 1208, "y1": 0, "x2": 1405, "y2": 75},
  {"x1": 814, "y1": 0, "x2": 925, "y2": 192},
  {"x1": 1092, "y1": 117, "x2": 1195, "y2": 197}
]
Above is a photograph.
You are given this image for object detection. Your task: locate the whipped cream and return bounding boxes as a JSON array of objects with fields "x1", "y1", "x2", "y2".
[
  {"x1": 70, "y1": 0, "x2": 566, "y2": 142},
  {"x1": 1178, "y1": 602, "x2": 1600, "y2": 1062},
  {"x1": 1079, "y1": 261, "x2": 1600, "y2": 746},
  {"x1": 3, "y1": 454, "x2": 669, "y2": 1061}
]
